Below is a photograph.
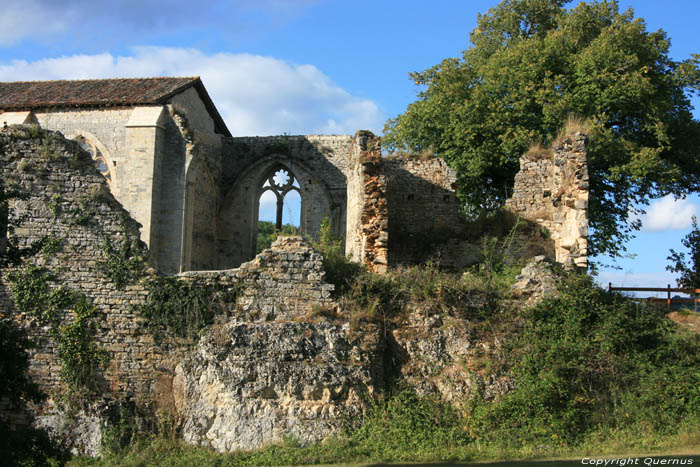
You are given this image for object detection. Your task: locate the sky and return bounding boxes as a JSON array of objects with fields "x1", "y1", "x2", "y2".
[{"x1": 0, "y1": 0, "x2": 698, "y2": 290}]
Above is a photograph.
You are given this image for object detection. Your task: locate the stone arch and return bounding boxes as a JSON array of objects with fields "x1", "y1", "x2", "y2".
[
  {"x1": 257, "y1": 163, "x2": 302, "y2": 230},
  {"x1": 217, "y1": 155, "x2": 336, "y2": 269},
  {"x1": 181, "y1": 156, "x2": 219, "y2": 272},
  {"x1": 68, "y1": 131, "x2": 118, "y2": 194}
]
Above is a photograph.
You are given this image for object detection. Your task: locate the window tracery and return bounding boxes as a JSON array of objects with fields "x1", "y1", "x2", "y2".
[
  {"x1": 260, "y1": 167, "x2": 301, "y2": 230},
  {"x1": 77, "y1": 137, "x2": 112, "y2": 186}
]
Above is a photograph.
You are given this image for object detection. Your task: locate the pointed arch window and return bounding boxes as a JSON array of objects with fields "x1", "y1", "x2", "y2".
[
  {"x1": 260, "y1": 166, "x2": 301, "y2": 230},
  {"x1": 77, "y1": 137, "x2": 112, "y2": 186}
]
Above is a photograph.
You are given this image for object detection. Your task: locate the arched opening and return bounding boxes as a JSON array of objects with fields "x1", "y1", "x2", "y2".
[
  {"x1": 76, "y1": 136, "x2": 113, "y2": 187},
  {"x1": 256, "y1": 166, "x2": 302, "y2": 253}
]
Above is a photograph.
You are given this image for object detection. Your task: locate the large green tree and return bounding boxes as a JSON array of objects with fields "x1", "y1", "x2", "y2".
[{"x1": 383, "y1": 0, "x2": 700, "y2": 259}]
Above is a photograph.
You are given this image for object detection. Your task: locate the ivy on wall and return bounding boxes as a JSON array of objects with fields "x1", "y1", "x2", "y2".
[{"x1": 7, "y1": 265, "x2": 109, "y2": 398}]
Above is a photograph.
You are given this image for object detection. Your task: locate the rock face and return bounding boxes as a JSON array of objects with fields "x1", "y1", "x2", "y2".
[
  {"x1": 390, "y1": 305, "x2": 514, "y2": 406},
  {"x1": 510, "y1": 255, "x2": 560, "y2": 307},
  {"x1": 175, "y1": 320, "x2": 383, "y2": 452}
]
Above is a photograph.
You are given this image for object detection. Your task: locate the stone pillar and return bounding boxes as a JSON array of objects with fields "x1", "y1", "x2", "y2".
[{"x1": 346, "y1": 130, "x2": 389, "y2": 273}]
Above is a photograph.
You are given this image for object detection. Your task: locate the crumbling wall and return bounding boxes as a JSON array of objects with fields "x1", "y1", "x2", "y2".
[
  {"x1": 180, "y1": 236, "x2": 335, "y2": 321},
  {"x1": 218, "y1": 135, "x2": 351, "y2": 268},
  {"x1": 383, "y1": 157, "x2": 475, "y2": 268},
  {"x1": 0, "y1": 127, "x2": 178, "y2": 450},
  {"x1": 345, "y1": 131, "x2": 389, "y2": 273},
  {"x1": 505, "y1": 133, "x2": 588, "y2": 268}
]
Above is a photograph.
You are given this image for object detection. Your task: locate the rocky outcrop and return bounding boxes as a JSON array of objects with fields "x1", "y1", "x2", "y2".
[
  {"x1": 510, "y1": 255, "x2": 560, "y2": 307},
  {"x1": 390, "y1": 302, "x2": 513, "y2": 406},
  {"x1": 175, "y1": 320, "x2": 383, "y2": 452}
]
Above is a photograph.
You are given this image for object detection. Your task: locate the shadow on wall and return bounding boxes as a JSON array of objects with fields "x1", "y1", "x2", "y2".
[{"x1": 216, "y1": 136, "x2": 350, "y2": 270}]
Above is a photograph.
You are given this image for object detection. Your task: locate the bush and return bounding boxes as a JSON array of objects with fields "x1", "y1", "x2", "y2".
[
  {"x1": 311, "y1": 217, "x2": 363, "y2": 295},
  {"x1": 471, "y1": 273, "x2": 700, "y2": 445}
]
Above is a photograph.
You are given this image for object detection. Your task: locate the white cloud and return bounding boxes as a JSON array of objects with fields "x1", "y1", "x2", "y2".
[
  {"x1": 0, "y1": 47, "x2": 383, "y2": 135},
  {"x1": 638, "y1": 195, "x2": 698, "y2": 232},
  {"x1": 0, "y1": 0, "x2": 322, "y2": 46}
]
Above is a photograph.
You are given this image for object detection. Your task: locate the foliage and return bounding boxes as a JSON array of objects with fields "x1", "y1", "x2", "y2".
[
  {"x1": 476, "y1": 216, "x2": 522, "y2": 291},
  {"x1": 136, "y1": 276, "x2": 236, "y2": 343},
  {"x1": 55, "y1": 297, "x2": 110, "y2": 392},
  {"x1": 470, "y1": 273, "x2": 700, "y2": 445},
  {"x1": 349, "y1": 389, "x2": 470, "y2": 461},
  {"x1": 382, "y1": 0, "x2": 700, "y2": 260},
  {"x1": 310, "y1": 217, "x2": 363, "y2": 294},
  {"x1": 0, "y1": 313, "x2": 43, "y2": 410},
  {"x1": 7, "y1": 265, "x2": 109, "y2": 396},
  {"x1": 256, "y1": 221, "x2": 299, "y2": 254},
  {"x1": 98, "y1": 236, "x2": 145, "y2": 289},
  {"x1": 666, "y1": 215, "x2": 700, "y2": 289},
  {"x1": 0, "y1": 423, "x2": 69, "y2": 467}
]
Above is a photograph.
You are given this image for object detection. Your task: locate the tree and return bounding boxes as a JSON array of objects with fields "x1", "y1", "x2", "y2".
[
  {"x1": 666, "y1": 216, "x2": 700, "y2": 289},
  {"x1": 383, "y1": 0, "x2": 700, "y2": 260}
]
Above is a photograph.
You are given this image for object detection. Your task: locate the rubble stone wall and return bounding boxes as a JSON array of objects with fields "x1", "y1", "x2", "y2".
[
  {"x1": 345, "y1": 131, "x2": 389, "y2": 272},
  {"x1": 383, "y1": 157, "x2": 469, "y2": 268},
  {"x1": 505, "y1": 133, "x2": 589, "y2": 268}
]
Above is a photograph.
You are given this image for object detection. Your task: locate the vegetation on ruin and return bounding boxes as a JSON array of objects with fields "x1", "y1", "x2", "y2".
[
  {"x1": 136, "y1": 276, "x2": 240, "y2": 344},
  {"x1": 68, "y1": 273, "x2": 700, "y2": 466},
  {"x1": 0, "y1": 184, "x2": 75, "y2": 466},
  {"x1": 256, "y1": 220, "x2": 299, "y2": 254},
  {"x1": 7, "y1": 265, "x2": 110, "y2": 398},
  {"x1": 382, "y1": 0, "x2": 700, "y2": 261}
]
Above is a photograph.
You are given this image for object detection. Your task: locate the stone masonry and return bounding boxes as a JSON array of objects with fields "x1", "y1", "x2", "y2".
[
  {"x1": 505, "y1": 132, "x2": 589, "y2": 268},
  {"x1": 0, "y1": 127, "x2": 371, "y2": 454}
]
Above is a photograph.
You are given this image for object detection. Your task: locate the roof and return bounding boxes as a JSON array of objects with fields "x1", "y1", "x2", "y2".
[{"x1": 0, "y1": 77, "x2": 231, "y2": 136}]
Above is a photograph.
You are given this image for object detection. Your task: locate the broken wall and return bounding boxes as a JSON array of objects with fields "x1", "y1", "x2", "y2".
[
  {"x1": 217, "y1": 134, "x2": 353, "y2": 269},
  {"x1": 0, "y1": 127, "x2": 357, "y2": 454},
  {"x1": 505, "y1": 132, "x2": 589, "y2": 268}
]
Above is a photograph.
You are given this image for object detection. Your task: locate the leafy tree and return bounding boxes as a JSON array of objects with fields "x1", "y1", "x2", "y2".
[
  {"x1": 666, "y1": 215, "x2": 700, "y2": 289},
  {"x1": 256, "y1": 221, "x2": 299, "y2": 254},
  {"x1": 383, "y1": 0, "x2": 700, "y2": 259}
]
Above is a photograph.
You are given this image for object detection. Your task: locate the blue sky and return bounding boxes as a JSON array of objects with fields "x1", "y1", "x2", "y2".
[{"x1": 0, "y1": 0, "x2": 698, "y2": 289}]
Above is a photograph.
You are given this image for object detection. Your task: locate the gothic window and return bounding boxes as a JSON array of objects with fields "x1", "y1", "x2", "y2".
[
  {"x1": 78, "y1": 137, "x2": 112, "y2": 186},
  {"x1": 259, "y1": 167, "x2": 301, "y2": 230}
]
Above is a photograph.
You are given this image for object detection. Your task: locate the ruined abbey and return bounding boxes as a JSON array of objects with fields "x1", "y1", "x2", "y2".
[{"x1": 0, "y1": 77, "x2": 589, "y2": 454}]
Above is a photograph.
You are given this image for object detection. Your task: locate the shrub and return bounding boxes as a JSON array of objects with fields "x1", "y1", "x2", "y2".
[{"x1": 470, "y1": 273, "x2": 700, "y2": 445}]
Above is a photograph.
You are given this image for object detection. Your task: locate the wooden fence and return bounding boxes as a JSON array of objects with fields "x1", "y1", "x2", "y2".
[{"x1": 608, "y1": 283, "x2": 700, "y2": 311}]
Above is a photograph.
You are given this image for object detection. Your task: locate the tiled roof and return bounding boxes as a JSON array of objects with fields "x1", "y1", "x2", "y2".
[{"x1": 0, "y1": 77, "x2": 231, "y2": 136}]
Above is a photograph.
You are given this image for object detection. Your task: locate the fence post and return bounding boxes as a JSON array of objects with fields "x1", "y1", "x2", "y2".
[{"x1": 667, "y1": 284, "x2": 671, "y2": 310}]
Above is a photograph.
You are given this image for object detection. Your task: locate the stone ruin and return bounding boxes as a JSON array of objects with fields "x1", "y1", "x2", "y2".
[
  {"x1": 0, "y1": 78, "x2": 588, "y2": 275},
  {"x1": 0, "y1": 77, "x2": 590, "y2": 454}
]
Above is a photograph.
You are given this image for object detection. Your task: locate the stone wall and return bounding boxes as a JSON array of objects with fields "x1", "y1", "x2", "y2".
[
  {"x1": 345, "y1": 131, "x2": 389, "y2": 272},
  {"x1": 0, "y1": 127, "x2": 177, "y2": 448},
  {"x1": 180, "y1": 236, "x2": 335, "y2": 321},
  {"x1": 383, "y1": 156, "x2": 471, "y2": 268},
  {"x1": 0, "y1": 127, "x2": 358, "y2": 453},
  {"x1": 217, "y1": 134, "x2": 352, "y2": 268},
  {"x1": 24, "y1": 96, "x2": 224, "y2": 275},
  {"x1": 505, "y1": 133, "x2": 588, "y2": 268}
]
